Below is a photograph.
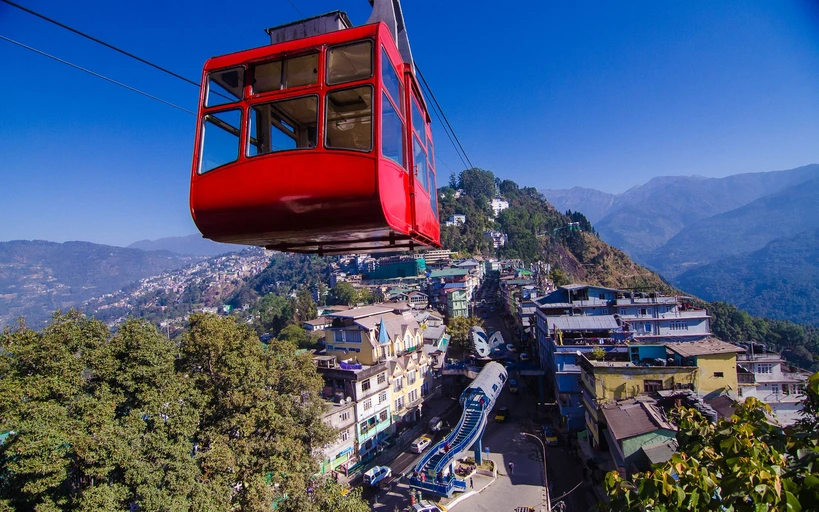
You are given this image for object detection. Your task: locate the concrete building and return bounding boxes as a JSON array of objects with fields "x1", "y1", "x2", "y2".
[
  {"x1": 318, "y1": 396, "x2": 356, "y2": 475},
  {"x1": 490, "y1": 198, "x2": 509, "y2": 216},
  {"x1": 736, "y1": 344, "x2": 811, "y2": 425},
  {"x1": 324, "y1": 305, "x2": 423, "y2": 365}
]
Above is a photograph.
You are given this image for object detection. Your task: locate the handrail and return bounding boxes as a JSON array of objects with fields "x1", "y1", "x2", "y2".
[{"x1": 433, "y1": 401, "x2": 486, "y2": 473}]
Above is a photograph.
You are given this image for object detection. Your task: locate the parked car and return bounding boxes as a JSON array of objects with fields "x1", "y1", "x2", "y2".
[
  {"x1": 412, "y1": 501, "x2": 448, "y2": 512},
  {"x1": 495, "y1": 406, "x2": 509, "y2": 422},
  {"x1": 411, "y1": 436, "x2": 432, "y2": 453},
  {"x1": 506, "y1": 344, "x2": 516, "y2": 352},
  {"x1": 541, "y1": 425, "x2": 559, "y2": 446},
  {"x1": 519, "y1": 352, "x2": 530, "y2": 362},
  {"x1": 509, "y1": 379, "x2": 518, "y2": 394},
  {"x1": 363, "y1": 466, "x2": 392, "y2": 487},
  {"x1": 428, "y1": 416, "x2": 443, "y2": 432}
]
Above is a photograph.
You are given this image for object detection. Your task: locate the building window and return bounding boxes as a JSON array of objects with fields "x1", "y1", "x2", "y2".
[
  {"x1": 620, "y1": 309, "x2": 626, "y2": 315},
  {"x1": 644, "y1": 380, "x2": 663, "y2": 393},
  {"x1": 394, "y1": 396, "x2": 405, "y2": 411},
  {"x1": 377, "y1": 372, "x2": 386, "y2": 384},
  {"x1": 757, "y1": 363, "x2": 773, "y2": 374},
  {"x1": 393, "y1": 377, "x2": 403, "y2": 392},
  {"x1": 346, "y1": 330, "x2": 362, "y2": 343},
  {"x1": 409, "y1": 389, "x2": 418, "y2": 403},
  {"x1": 341, "y1": 429, "x2": 349, "y2": 442},
  {"x1": 379, "y1": 410, "x2": 388, "y2": 422},
  {"x1": 644, "y1": 323, "x2": 652, "y2": 333},
  {"x1": 362, "y1": 379, "x2": 371, "y2": 391},
  {"x1": 771, "y1": 384, "x2": 780, "y2": 394},
  {"x1": 407, "y1": 370, "x2": 417, "y2": 385},
  {"x1": 340, "y1": 411, "x2": 349, "y2": 422},
  {"x1": 640, "y1": 308, "x2": 648, "y2": 316},
  {"x1": 334, "y1": 330, "x2": 344, "y2": 343},
  {"x1": 363, "y1": 398, "x2": 372, "y2": 411},
  {"x1": 713, "y1": 372, "x2": 724, "y2": 378},
  {"x1": 379, "y1": 391, "x2": 387, "y2": 404}
]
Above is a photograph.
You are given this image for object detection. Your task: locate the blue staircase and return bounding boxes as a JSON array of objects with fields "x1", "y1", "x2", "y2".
[{"x1": 408, "y1": 393, "x2": 488, "y2": 496}]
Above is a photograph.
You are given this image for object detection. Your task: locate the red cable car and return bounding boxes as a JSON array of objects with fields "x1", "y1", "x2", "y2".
[{"x1": 189, "y1": 2, "x2": 441, "y2": 254}]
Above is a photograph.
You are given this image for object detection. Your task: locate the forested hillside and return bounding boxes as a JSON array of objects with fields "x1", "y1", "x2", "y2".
[{"x1": 439, "y1": 168, "x2": 673, "y2": 293}]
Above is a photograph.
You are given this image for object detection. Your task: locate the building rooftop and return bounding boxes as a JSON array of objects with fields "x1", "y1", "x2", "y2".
[
  {"x1": 666, "y1": 338, "x2": 745, "y2": 358},
  {"x1": 545, "y1": 315, "x2": 619, "y2": 332},
  {"x1": 602, "y1": 399, "x2": 675, "y2": 441},
  {"x1": 641, "y1": 439, "x2": 678, "y2": 465},
  {"x1": 429, "y1": 268, "x2": 469, "y2": 278},
  {"x1": 328, "y1": 305, "x2": 395, "y2": 319}
]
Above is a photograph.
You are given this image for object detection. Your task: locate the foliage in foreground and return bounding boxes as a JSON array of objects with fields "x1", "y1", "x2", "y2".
[
  {"x1": 604, "y1": 379, "x2": 819, "y2": 512},
  {"x1": 0, "y1": 312, "x2": 369, "y2": 512}
]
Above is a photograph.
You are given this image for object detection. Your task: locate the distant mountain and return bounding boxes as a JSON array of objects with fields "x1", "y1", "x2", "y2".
[
  {"x1": 0, "y1": 240, "x2": 204, "y2": 329},
  {"x1": 128, "y1": 234, "x2": 244, "y2": 257},
  {"x1": 675, "y1": 229, "x2": 819, "y2": 325},
  {"x1": 542, "y1": 164, "x2": 819, "y2": 259},
  {"x1": 647, "y1": 178, "x2": 819, "y2": 278},
  {"x1": 539, "y1": 187, "x2": 617, "y2": 224}
]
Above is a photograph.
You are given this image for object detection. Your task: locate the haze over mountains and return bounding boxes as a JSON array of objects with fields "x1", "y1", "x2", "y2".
[
  {"x1": 543, "y1": 164, "x2": 819, "y2": 324},
  {"x1": 128, "y1": 234, "x2": 244, "y2": 257}
]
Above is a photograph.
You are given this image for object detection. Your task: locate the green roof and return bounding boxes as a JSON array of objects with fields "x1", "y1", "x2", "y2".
[{"x1": 429, "y1": 268, "x2": 469, "y2": 278}]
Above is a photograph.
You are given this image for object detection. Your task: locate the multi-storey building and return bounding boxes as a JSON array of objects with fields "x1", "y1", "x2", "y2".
[
  {"x1": 535, "y1": 284, "x2": 715, "y2": 431},
  {"x1": 314, "y1": 357, "x2": 392, "y2": 465},
  {"x1": 736, "y1": 345, "x2": 811, "y2": 425},
  {"x1": 318, "y1": 396, "x2": 356, "y2": 475},
  {"x1": 324, "y1": 305, "x2": 423, "y2": 365}
]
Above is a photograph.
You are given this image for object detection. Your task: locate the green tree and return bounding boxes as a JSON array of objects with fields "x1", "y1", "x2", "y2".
[
  {"x1": 278, "y1": 323, "x2": 310, "y2": 348},
  {"x1": 331, "y1": 282, "x2": 359, "y2": 306},
  {"x1": 0, "y1": 312, "x2": 370, "y2": 512},
  {"x1": 292, "y1": 288, "x2": 317, "y2": 324},
  {"x1": 603, "y1": 394, "x2": 819, "y2": 512},
  {"x1": 549, "y1": 268, "x2": 571, "y2": 287},
  {"x1": 459, "y1": 168, "x2": 496, "y2": 201},
  {"x1": 446, "y1": 316, "x2": 484, "y2": 350},
  {"x1": 254, "y1": 293, "x2": 294, "y2": 336}
]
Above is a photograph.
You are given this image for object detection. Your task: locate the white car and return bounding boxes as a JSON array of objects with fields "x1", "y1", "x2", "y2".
[
  {"x1": 363, "y1": 466, "x2": 392, "y2": 487},
  {"x1": 411, "y1": 436, "x2": 432, "y2": 453},
  {"x1": 413, "y1": 501, "x2": 447, "y2": 512}
]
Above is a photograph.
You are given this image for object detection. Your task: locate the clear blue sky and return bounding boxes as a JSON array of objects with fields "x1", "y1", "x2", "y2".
[{"x1": 2, "y1": 0, "x2": 818, "y2": 246}]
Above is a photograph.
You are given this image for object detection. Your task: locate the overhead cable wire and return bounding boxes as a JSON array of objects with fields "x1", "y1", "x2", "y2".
[
  {"x1": 416, "y1": 64, "x2": 475, "y2": 170},
  {"x1": 283, "y1": 0, "x2": 304, "y2": 17},
  {"x1": 419, "y1": 73, "x2": 469, "y2": 172},
  {"x1": 0, "y1": 35, "x2": 195, "y2": 115},
  {"x1": 1, "y1": 0, "x2": 202, "y2": 88}
]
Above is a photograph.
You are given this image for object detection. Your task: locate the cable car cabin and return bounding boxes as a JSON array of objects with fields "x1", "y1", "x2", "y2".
[{"x1": 190, "y1": 20, "x2": 441, "y2": 254}]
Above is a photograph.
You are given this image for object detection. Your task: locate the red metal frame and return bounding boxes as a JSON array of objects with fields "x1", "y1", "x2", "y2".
[{"x1": 189, "y1": 22, "x2": 440, "y2": 254}]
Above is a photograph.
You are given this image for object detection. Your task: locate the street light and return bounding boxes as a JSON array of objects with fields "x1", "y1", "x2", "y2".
[{"x1": 521, "y1": 432, "x2": 551, "y2": 512}]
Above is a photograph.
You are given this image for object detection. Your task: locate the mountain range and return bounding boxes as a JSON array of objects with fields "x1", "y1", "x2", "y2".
[
  {"x1": 127, "y1": 234, "x2": 244, "y2": 257},
  {"x1": 0, "y1": 240, "x2": 205, "y2": 329},
  {"x1": 542, "y1": 164, "x2": 819, "y2": 324}
]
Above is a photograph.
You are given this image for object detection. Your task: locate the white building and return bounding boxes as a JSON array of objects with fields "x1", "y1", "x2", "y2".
[
  {"x1": 736, "y1": 346, "x2": 811, "y2": 426},
  {"x1": 490, "y1": 198, "x2": 509, "y2": 216},
  {"x1": 614, "y1": 294, "x2": 711, "y2": 340},
  {"x1": 445, "y1": 214, "x2": 466, "y2": 227}
]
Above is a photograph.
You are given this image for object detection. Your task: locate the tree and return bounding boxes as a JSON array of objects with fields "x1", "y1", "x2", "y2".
[
  {"x1": 254, "y1": 293, "x2": 295, "y2": 336},
  {"x1": 0, "y1": 312, "x2": 370, "y2": 512},
  {"x1": 292, "y1": 288, "x2": 317, "y2": 324},
  {"x1": 446, "y1": 316, "x2": 484, "y2": 351},
  {"x1": 603, "y1": 393, "x2": 819, "y2": 511},
  {"x1": 549, "y1": 268, "x2": 571, "y2": 287},
  {"x1": 459, "y1": 168, "x2": 496, "y2": 201},
  {"x1": 331, "y1": 282, "x2": 359, "y2": 306},
  {"x1": 278, "y1": 323, "x2": 310, "y2": 348}
]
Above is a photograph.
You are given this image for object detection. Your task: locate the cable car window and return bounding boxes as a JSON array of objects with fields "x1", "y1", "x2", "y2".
[
  {"x1": 428, "y1": 167, "x2": 438, "y2": 215},
  {"x1": 381, "y1": 47, "x2": 402, "y2": 113},
  {"x1": 381, "y1": 91, "x2": 404, "y2": 166},
  {"x1": 199, "y1": 109, "x2": 242, "y2": 174},
  {"x1": 253, "y1": 53, "x2": 318, "y2": 93},
  {"x1": 413, "y1": 136, "x2": 428, "y2": 190},
  {"x1": 327, "y1": 41, "x2": 372, "y2": 85},
  {"x1": 411, "y1": 97, "x2": 425, "y2": 143},
  {"x1": 326, "y1": 86, "x2": 372, "y2": 151},
  {"x1": 248, "y1": 96, "x2": 318, "y2": 156},
  {"x1": 206, "y1": 67, "x2": 244, "y2": 107}
]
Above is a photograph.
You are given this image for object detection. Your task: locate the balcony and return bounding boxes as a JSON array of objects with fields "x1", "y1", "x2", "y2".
[{"x1": 738, "y1": 373, "x2": 756, "y2": 385}]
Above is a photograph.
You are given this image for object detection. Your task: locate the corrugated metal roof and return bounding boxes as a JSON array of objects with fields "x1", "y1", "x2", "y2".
[
  {"x1": 330, "y1": 305, "x2": 394, "y2": 319},
  {"x1": 641, "y1": 439, "x2": 678, "y2": 465},
  {"x1": 429, "y1": 268, "x2": 469, "y2": 278},
  {"x1": 666, "y1": 338, "x2": 745, "y2": 357},
  {"x1": 602, "y1": 400, "x2": 674, "y2": 441},
  {"x1": 546, "y1": 315, "x2": 619, "y2": 331}
]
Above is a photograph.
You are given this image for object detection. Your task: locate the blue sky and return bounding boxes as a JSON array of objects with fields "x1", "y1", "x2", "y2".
[{"x1": 1, "y1": 0, "x2": 818, "y2": 246}]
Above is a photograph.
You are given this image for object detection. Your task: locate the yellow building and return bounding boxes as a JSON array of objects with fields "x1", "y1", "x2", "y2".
[
  {"x1": 388, "y1": 351, "x2": 430, "y2": 428},
  {"x1": 324, "y1": 305, "x2": 423, "y2": 365},
  {"x1": 579, "y1": 338, "x2": 743, "y2": 448}
]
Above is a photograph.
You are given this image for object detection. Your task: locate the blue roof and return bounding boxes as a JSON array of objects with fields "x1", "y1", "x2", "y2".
[{"x1": 377, "y1": 317, "x2": 390, "y2": 344}]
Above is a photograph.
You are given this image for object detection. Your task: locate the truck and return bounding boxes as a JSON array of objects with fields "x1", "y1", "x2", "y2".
[{"x1": 428, "y1": 416, "x2": 443, "y2": 432}]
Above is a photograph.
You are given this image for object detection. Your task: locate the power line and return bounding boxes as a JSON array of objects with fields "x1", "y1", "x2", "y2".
[
  {"x1": 0, "y1": 35, "x2": 195, "y2": 115},
  {"x1": 415, "y1": 64, "x2": 475, "y2": 170},
  {"x1": 1, "y1": 0, "x2": 202, "y2": 88},
  {"x1": 419, "y1": 73, "x2": 469, "y2": 171},
  {"x1": 284, "y1": 0, "x2": 304, "y2": 17}
]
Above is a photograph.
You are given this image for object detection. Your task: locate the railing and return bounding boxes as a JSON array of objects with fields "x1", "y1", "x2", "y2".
[{"x1": 738, "y1": 374, "x2": 756, "y2": 384}]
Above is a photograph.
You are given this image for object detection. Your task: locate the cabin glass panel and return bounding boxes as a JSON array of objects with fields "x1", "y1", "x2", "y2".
[
  {"x1": 413, "y1": 136, "x2": 428, "y2": 190},
  {"x1": 253, "y1": 53, "x2": 318, "y2": 94},
  {"x1": 248, "y1": 96, "x2": 318, "y2": 156},
  {"x1": 199, "y1": 109, "x2": 242, "y2": 173},
  {"x1": 411, "y1": 96, "x2": 425, "y2": 143},
  {"x1": 381, "y1": 91, "x2": 404, "y2": 166},
  {"x1": 206, "y1": 67, "x2": 244, "y2": 107},
  {"x1": 327, "y1": 41, "x2": 372, "y2": 85},
  {"x1": 325, "y1": 86, "x2": 373, "y2": 151},
  {"x1": 381, "y1": 47, "x2": 403, "y2": 113}
]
